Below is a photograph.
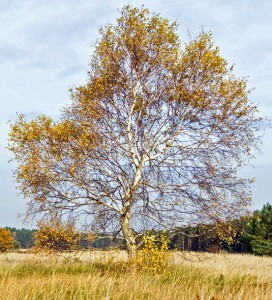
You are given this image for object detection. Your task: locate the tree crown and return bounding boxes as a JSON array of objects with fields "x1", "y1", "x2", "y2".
[{"x1": 9, "y1": 6, "x2": 262, "y2": 250}]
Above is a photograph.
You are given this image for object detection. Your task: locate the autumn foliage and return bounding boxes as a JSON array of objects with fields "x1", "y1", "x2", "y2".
[
  {"x1": 136, "y1": 234, "x2": 170, "y2": 274},
  {"x1": 0, "y1": 228, "x2": 13, "y2": 252},
  {"x1": 34, "y1": 217, "x2": 80, "y2": 252}
]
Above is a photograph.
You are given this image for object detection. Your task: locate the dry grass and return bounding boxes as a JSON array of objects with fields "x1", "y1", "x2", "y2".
[
  {"x1": 0, "y1": 250, "x2": 271, "y2": 299},
  {"x1": 172, "y1": 251, "x2": 272, "y2": 280}
]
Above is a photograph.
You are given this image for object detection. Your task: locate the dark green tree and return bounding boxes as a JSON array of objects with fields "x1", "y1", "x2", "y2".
[
  {"x1": 239, "y1": 203, "x2": 272, "y2": 256},
  {"x1": 7, "y1": 227, "x2": 36, "y2": 249}
]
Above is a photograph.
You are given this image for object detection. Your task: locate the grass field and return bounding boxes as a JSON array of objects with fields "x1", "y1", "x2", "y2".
[{"x1": 0, "y1": 250, "x2": 271, "y2": 299}]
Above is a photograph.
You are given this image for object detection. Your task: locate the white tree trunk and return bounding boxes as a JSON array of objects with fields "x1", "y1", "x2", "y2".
[{"x1": 121, "y1": 211, "x2": 137, "y2": 260}]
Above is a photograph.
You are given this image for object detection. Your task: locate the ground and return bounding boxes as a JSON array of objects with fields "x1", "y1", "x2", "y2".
[{"x1": 0, "y1": 250, "x2": 271, "y2": 299}]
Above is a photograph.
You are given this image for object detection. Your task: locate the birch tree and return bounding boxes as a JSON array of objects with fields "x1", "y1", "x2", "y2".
[{"x1": 9, "y1": 6, "x2": 261, "y2": 259}]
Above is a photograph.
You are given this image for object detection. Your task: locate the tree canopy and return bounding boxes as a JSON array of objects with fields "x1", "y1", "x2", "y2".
[
  {"x1": 240, "y1": 203, "x2": 272, "y2": 256},
  {"x1": 9, "y1": 5, "x2": 262, "y2": 258}
]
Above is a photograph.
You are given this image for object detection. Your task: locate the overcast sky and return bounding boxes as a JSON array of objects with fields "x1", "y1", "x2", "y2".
[{"x1": 1, "y1": 0, "x2": 271, "y2": 228}]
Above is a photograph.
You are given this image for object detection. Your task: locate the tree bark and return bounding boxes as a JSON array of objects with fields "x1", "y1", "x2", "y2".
[{"x1": 121, "y1": 211, "x2": 137, "y2": 261}]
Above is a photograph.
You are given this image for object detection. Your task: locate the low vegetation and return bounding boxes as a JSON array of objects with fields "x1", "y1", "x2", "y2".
[
  {"x1": 0, "y1": 228, "x2": 13, "y2": 252},
  {"x1": 33, "y1": 217, "x2": 81, "y2": 253},
  {"x1": 136, "y1": 234, "x2": 170, "y2": 274},
  {"x1": 0, "y1": 251, "x2": 271, "y2": 299}
]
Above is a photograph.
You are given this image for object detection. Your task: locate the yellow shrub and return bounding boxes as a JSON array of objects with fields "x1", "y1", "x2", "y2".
[
  {"x1": 136, "y1": 234, "x2": 170, "y2": 274},
  {"x1": 34, "y1": 218, "x2": 80, "y2": 253}
]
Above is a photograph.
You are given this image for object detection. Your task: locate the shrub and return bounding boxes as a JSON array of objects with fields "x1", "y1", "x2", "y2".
[
  {"x1": 250, "y1": 238, "x2": 272, "y2": 256},
  {"x1": 136, "y1": 234, "x2": 170, "y2": 274},
  {"x1": 13, "y1": 240, "x2": 20, "y2": 249},
  {"x1": 34, "y1": 217, "x2": 80, "y2": 253},
  {"x1": 0, "y1": 228, "x2": 13, "y2": 252}
]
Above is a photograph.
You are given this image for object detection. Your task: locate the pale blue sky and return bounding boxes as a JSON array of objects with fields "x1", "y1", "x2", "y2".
[{"x1": 1, "y1": 0, "x2": 271, "y2": 227}]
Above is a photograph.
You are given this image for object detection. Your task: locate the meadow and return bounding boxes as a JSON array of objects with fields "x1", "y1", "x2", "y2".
[{"x1": 0, "y1": 250, "x2": 271, "y2": 300}]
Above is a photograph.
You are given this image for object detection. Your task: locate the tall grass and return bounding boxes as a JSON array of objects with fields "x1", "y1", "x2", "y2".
[{"x1": 0, "y1": 251, "x2": 271, "y2": 299}]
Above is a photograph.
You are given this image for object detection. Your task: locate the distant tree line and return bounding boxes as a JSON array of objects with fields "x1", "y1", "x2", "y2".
[
  {"x1": 2, "y1": 203, "x2": 271, "y2": 256},
  {"x1": 5, "y1": 227, "x2": 36, "y2": 249},
  {"x1": 168, "y1": 203, "x2": 272, "y2": 256}
]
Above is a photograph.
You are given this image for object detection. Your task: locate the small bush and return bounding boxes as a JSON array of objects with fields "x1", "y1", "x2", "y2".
[
  {"x1": 0, "y1": 228, "x2": 13, "y2": 252},
  {"x1": 34, "y1": 217, "x2": 80, "y2": 253},
  {"x1": 251, "y1": 238, "x2": 272, "y2": 256},
  {"x1": 13, "y1": 239, "x2": 20, "y2": 249},
  {"x1": 136, "y1": 234, "x2": 170, "y2": 274}
]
